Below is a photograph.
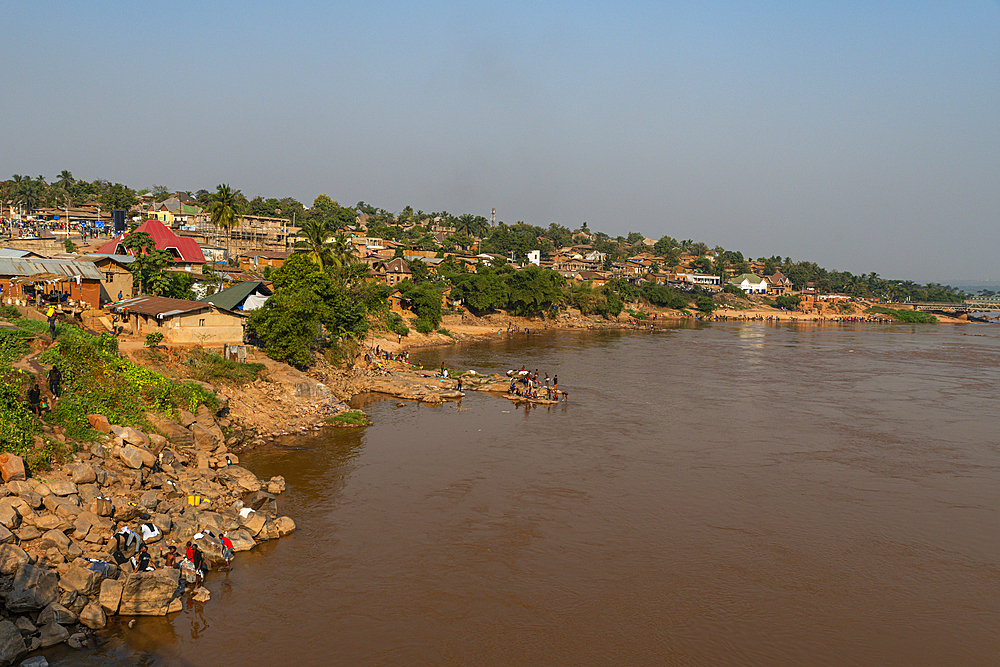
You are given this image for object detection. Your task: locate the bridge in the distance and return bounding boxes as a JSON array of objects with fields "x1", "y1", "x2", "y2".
[{"x1": 903, "y1": 298, "x2": 1000, "y2": 313}]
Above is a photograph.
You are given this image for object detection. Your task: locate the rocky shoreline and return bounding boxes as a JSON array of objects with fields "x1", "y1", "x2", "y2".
[{"x1": 0, "y1": 400, "x2": 295, "y2": 666}]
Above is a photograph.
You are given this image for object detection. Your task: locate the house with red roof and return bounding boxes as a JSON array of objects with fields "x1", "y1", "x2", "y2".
[{"x1": 97, "y1": 220, "x2": 206, "y2": 271}]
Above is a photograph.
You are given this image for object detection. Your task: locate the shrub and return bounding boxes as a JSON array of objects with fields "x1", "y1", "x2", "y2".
[
  {"x1": 774, "y1": 295, "x2": 801, "y2": 310},
  {"x1": 436, "y1": 328, "x2": 453, "y2": 337},
  {"x1": 867, "y1": 306, "x2": 937, "y2": 323},
  {"x1": 0, "y1": 305, "x2": 20, "y2": 321},
  {"x1": 326, "y1": 410, "x2": 371, "y2": 427},
  {"x1": 145, "y1": 332, "x2": 164, "y2": 348},
  {"x1": 415, "y1": 318, "x2": 434, "y2": 334},
  {"x1": 185, "y1": 349, "x2": 267, "y2": 385}
]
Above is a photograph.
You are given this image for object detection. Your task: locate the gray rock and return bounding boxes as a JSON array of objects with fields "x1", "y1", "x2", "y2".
[
  {"x1": 79, "y1": 601, "x2": 107, "y2": 629},
  {"x1": 121, "y1": 427, "x2": 149, "y2": 448},
  {"x1": 0, "y1": 620, "x2": 27, "y2": 666},
  {"x1": 139, "y1": 490, "x2": 160, "y2": 510},
  {"x1": 275, "y1": 516, "x2": 296, "y2": 536},
  {"x1": 13, "y1": 525, "x2": 40, "y2": 541},
  {"x1": 14, "y1": 616, "x2": 36, "y2": 634},
  {"x1": 190, "y1": 423, "x2": 220, "y2": 451},
  {"x1": 0, "y1": 501, "x2": 21, "y2": 530},
  {"x1": 0, "y1": 525, "x2": 12, "y2": 545},
  {"x1": 46, "y1": 480, "x2": 79, "y2": 497},
  {"x1": 37, "y1": 602, "x2": 78, "y2": 626},
  {"x1": 119, "y1": 445, "x2": 144, "y2": 470},
  {"x1": 20, "y1": 490, "x2": 43, "y2": 509},
  {"x1": 40, "y1": 529, "x2": 71, "y2": 554},
  {"x1": 5, "y1": 481, "x2": 32, "y2": 495},
  {"x1": 220, "y1": 466, "x2": 262, "y2": 493},
  {"x1": 38, "y1": 622, "x2": 69, "y2": 648},
  {"x1": 6, "y1": 563, "x2": 59, "y2": 613},
  {"x1": 227, "y1": 528, "x2": 256, "y2": 552},
  {"x1": 72, "y1": 463, "x2": 97, "y2": 484}
]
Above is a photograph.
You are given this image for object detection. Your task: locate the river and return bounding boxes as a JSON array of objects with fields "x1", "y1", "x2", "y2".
[{"x1": 56, "y1": 322, "x2": 999, "y2": 666}]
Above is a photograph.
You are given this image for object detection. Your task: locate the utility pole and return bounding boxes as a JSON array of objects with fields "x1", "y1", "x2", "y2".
[{"x1": 491, "y1": 208, "x2": 496, "y2": 228}]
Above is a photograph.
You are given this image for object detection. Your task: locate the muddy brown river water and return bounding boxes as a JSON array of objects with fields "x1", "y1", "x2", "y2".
[{"x1": 56, "y1": 323, "x2": 999, "y2": 666}]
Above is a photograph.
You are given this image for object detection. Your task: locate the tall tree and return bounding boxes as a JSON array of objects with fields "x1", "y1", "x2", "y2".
[{"x1": 207, "y1": 184, "x2": 244, "y2": 262}]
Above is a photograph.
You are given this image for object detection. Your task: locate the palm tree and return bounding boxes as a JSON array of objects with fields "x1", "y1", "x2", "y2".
[
  {"x1": 207, "y1": 184, "x2": 244, "y2": 262},
  {"x1": 329, "y1": 232, "x2": 357, "y2": 269},
  {"x1": 57, "y1": 170, "x2": 74, "y2": 190},
  {"x1": 300, "y1": 218, "x2": 336, "y2": 269}
]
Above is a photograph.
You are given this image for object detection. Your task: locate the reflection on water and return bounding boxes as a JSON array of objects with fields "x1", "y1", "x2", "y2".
[{"x1": 60, "y1": 324, "x2": 1000, "y2": 666}]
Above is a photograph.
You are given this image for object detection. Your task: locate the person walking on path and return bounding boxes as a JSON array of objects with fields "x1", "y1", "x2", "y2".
[
  {"x1": 48, "y1": 366, "x2": 62, "y2": 399},
  {"x1": 28, "y1": 384, "x2": 41, "y2": 416},
  {"x1": 46, "y1": 307, "x2": 56, "y2": 339}
]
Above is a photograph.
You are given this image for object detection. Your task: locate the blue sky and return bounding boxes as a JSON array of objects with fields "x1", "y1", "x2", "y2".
[{"x1": 4, "y1": 1, "x2": 998, "y2": 283}]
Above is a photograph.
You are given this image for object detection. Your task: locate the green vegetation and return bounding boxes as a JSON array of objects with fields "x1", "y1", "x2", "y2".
[
  {"x1": 866, "y1": 306, "x2": 938, "y2": 323},
  {"x1": 185, "y1": 349, "x2": 267, "y2": 385},
  {"x1": 248, "y1": 253, "x2": 369, "y2": 369},
  {"x1": 326, "y1": 410, "x2": 371, "y2": 427},
  {"x1": 0, "y1": 315, "x2": 217, "y2": 469},
  {"x1": 773, "y1": 295, "x2": 801, "y2": 310},
  {"x1": 145, "y1": 332, "x2": 164, "y2": 348}
]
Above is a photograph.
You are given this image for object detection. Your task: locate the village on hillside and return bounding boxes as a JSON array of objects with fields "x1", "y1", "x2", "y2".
[{"x1": 2, "y1": 180, "x2": 997, "y2": 357}]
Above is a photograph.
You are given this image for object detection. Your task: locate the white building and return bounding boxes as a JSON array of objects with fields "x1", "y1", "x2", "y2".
[{"x1": 729, "y1": 273, "x2": 769, "y2": 294}]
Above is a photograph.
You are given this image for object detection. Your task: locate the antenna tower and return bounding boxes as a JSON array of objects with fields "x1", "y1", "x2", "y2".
[{"x1": 491, "y1": 208, "x2": 496, "y2": 227}]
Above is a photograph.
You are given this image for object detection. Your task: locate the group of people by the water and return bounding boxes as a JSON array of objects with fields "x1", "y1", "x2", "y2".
[
  {"x1": 98, "y1": 524, "x2": 235, "y2": 585},
  {"x1": 507, "y1": 367, "x2": 566, "y2": 402}
]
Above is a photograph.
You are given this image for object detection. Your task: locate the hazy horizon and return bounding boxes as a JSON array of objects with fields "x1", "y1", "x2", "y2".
[{"x1": 4, "y1": 1, "x2": 997, "y2": 284}]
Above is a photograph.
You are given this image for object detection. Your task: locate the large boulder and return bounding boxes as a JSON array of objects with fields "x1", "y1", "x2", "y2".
[
  {"x1": 147, "y1": 412, "x2": 195, "y2": 448},
  {"x1": 0, "y1": 501, "x2": 19, "y2": 530},
  {"x1": 190, "y1": 423, "x2": 220, "y2": 452},
  {"x1": 118, "y1": 569, "x2": 181, "y2": 616},
  {"x1": 0, "y1": 525, "x2": 13, "y2": 546},
  {"x1": 38, "y1": 622, "x2": 69, "y2": 649},
  {"x1": 177, "y1": 410, "x2": 197, "y2": 428},
  {"x1": 79, "y1": 602, "x2": 107, "y2": 630},
  {"x1": 119, "y1": 445, "x2": 145, "y2": 470},
  {"x1": 6, "y1": 563, "x2": 59, "y2": 613},
  {"x1": 46, "y1": 480, "x2": 78, "y2": 497},
  {"x1": 237, "y1": 508, "x2": 266, "y2": 536},
  {"x1": 0, "y1": 620, "x2": 27, "y2": 667},
  {"x1": 90, "y1": 497, "x2": 114, "y2": 517},
  {"x1": 220, "y1": 466, "x2": 262, "y2": 493},
  {"x1": 5, "y1": 480, "x2": 32, "y2": 496},
  {"x1": 71, "y1": 463, "x2": 97, "y2": 485},
  {"x1": 40, "y1": 529, "x2": 71, "y2": 554},
  {"x1": 227, "y1": 529, "x2": 256, "y2": 552},
  {"x1": 275, "y1": 516, "x2": 297, "y2": 537},
  {"x1": 37, "y1": 602, "x2": 78, "y2": 626},
  {"x1": 121, "y1": 427, "x2": 149, "y2": 448},
  {"x1": 99, "y1": 578, "x2": 123, "y2": 616},
  {"x1": 87, "y1": 414, "x2": 112, "y2": 434},
  {"x1": 0, "y1": 544, "x2": 29, "y2": 575},
  {"x1": 0, "y1": 454, "x2": 25, "y2": 484},
  {"x1": 59, "y1": 564, "x2": 101, "y2": 596}
]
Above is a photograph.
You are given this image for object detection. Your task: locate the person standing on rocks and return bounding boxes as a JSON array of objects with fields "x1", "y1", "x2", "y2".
[{"x1": 221, "y1": 533, "x2": 235, "y2": 569}]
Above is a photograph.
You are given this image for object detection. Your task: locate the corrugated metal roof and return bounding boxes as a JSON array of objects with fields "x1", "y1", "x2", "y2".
[
  {"x1": 112, "y1": 295, "x2": 213, "y2": 317},
  {"x1": 0, "y1": 258, "x2": 104, "y2": 280}
]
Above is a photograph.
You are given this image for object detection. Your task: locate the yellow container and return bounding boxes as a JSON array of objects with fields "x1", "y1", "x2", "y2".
[{"x1": 187, "y1": 495, "x2": 201, "y2": 506}]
